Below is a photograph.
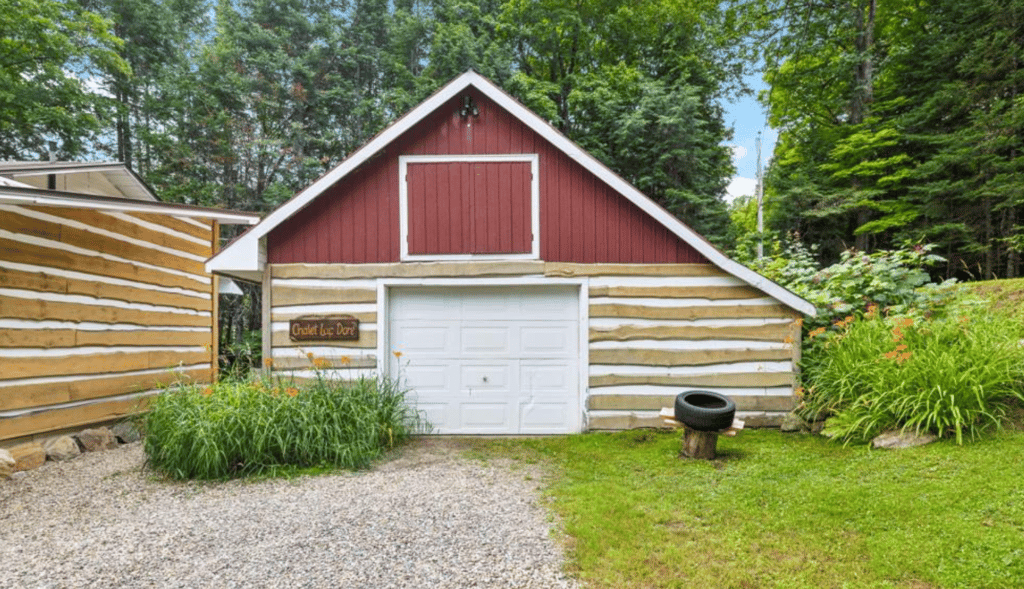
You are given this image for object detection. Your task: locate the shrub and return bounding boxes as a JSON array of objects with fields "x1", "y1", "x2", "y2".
[
  {"x1": 800, "y1": 306, "x2": 1024, "y2": 444},
  {"x1": 144, "y1": 371, "x2": 426, "y2": 479}
]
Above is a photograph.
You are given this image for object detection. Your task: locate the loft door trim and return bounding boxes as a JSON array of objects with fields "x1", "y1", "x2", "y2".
[{"x1": 398, "y1": 154, "x2": 540, "y2": 261}]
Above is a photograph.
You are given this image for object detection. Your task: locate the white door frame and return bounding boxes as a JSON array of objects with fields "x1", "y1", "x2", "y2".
[{"x1": 378, "y1": 277, "x2": 589, "y2": 433}]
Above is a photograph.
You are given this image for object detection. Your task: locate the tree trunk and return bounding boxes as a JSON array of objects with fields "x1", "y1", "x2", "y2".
[{"x1": 681, "y1": 428, "x2": 718, "y2": 460}]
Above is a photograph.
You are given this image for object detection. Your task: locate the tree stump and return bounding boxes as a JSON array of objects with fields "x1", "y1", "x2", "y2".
[{"x1": 680, "y1": 428, "x2": 719, "y2": 460}]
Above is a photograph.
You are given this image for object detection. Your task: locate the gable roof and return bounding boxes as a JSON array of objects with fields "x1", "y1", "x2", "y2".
[{"x1": 207, "y1": 70, "x2": 815, "y2": 316}]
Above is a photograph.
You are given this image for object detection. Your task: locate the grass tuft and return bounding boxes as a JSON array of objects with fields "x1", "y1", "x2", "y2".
[{"x1": 143, "y1": 372, "x2": 426, "y2": 480}]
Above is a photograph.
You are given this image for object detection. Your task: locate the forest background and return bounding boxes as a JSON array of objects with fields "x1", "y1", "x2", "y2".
[{"x1": 4, "y1": 0, "x2": 1024, "y2": 283}]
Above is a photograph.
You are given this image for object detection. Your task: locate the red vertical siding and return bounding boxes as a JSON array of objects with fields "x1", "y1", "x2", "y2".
[{"x1": 267, "y1": 89, "x2": 708, "y2": 264}]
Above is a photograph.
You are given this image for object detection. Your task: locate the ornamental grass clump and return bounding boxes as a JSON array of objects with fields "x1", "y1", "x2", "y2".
[
  {"x1": 800, "y1": 307, "x2": 1024, "y2": 444},
  {"x1": 144, "y1": 370, "x2": 426, "y2": 480}
]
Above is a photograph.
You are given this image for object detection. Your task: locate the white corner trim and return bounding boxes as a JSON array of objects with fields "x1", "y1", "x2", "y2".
[
  {"x1": 398, "y1": 154, "x2": 539, "y2": 261},
  {"x1": 207, "y1": 70, "x2": 815, "y2": 317}
]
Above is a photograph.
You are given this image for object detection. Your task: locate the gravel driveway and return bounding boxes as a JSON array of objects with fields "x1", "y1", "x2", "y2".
[{"x1": 0, "y1": 439, "x2": 580, "y2": 589}]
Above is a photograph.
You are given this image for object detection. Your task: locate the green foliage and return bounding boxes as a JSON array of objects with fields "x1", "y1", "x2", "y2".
[
  {"x1": 740, "y1": 240, "x2": 960, "y2": 330},
  {"x1": 801, "y1": 307, "x2": 1024, "y2": 444},
  {"x1": 471, "y1": 430, "x2": 1024, "y2": 588},
  {"x1": 0, "y1": 0, "x2": 129, "y2": 159},
  {"x1": 144, "y1": 371, "x2": 426, "y2": 480}
]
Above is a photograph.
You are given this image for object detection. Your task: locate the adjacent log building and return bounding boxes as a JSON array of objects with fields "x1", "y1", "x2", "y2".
[
  {"x1": 0, "y1": 163, "x2": 259, "y2": 444},
  {"x1": 208, "y1": 71, "x2": 816, "y2": 434}
]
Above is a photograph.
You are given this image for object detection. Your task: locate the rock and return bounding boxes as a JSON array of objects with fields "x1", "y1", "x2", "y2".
[
  {"x1": 780, "y1": 412, "x2": 808, "y2": 433},
  {"x1": 111, "y1": 422, "x2": 142, "y2": 444},
  {"x1": 44, "y1": 436, "x2": 81, "y2": 461},
  {"x1": 872, "y1": 430, "x2": 939, "y2": 450},
  {"x1": 76, "y1": 428, "x2": 118, "y2": 452},
  {"x1": 10, "y1": 443, "x2": 46, "y2": 471},
  {"x1": 0, "y1": 448, "x2": 14, "y2": 480},
  {"x1": 810, "y1": 420, "x2": 826, "y2": 435}
]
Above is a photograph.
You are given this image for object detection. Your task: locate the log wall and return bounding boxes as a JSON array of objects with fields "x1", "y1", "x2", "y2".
[
  {"x1": 0, "y1": 205, "x2": 216, "y2": 442},
  {"x1": 267, "y1": 262, "x2": 802, "y2": 429}
]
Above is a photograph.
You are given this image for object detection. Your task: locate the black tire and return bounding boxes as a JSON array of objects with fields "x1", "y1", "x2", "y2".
[{"x1": 674, "y1": 390, "x2": 736, "y2": 432}]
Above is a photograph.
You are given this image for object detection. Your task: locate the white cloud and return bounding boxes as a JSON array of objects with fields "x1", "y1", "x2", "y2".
[
  {"x1": 731, "y1": 145, "x2": 748, "y2": 163},
  {"x1": 726, "y1": 177, "x2": 756, "y2": 203}
]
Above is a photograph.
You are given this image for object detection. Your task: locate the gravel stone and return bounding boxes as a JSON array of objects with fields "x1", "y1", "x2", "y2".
[{"x1": 0, "y1": 440, "x2": 581, "y2": 589}]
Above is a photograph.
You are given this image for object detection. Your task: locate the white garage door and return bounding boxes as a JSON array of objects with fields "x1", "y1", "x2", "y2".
[{"x1": 388, "y1": 286, "x2": 580, "y2": 434}]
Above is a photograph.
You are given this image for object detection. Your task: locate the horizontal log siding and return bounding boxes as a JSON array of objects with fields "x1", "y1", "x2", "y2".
[
  {"x1": 586, "y1": 265, "x2": 801, "y2": 429},
  {"x1": 0, "y1": 207, "x2": 215, "y2": 440},
  {"x1": 269, "y1": 271, "x2": 380, "y2": 380}
]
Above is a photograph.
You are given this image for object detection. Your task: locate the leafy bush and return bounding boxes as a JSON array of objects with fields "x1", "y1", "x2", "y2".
[
  {"x1": 144, "y1": 371, "x2": 426, "y2": 479},
  {"x1": 800, "y1": 306, "x2": 1024, "y2": 444},
  {"x1": 742, "y1": 238, "x2": 961, "y2": 330}
]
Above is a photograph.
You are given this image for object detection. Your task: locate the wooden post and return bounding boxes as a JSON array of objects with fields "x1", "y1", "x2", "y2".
[{"x1": 681, "y1": 428, "x2": 719, "y2": 460}]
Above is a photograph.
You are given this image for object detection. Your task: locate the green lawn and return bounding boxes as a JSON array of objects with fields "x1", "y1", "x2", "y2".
[{"x1": 469, "y1": 429, "x2": 1024, "y2": 589}]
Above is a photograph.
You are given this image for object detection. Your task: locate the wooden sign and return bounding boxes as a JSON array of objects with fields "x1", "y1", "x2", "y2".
[{"x1": 289, "y1": 316, "x2": 360, "y2": 342}]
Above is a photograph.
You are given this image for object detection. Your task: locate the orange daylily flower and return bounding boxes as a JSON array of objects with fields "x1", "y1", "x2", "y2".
[
  {"x1": 285, "y1": 387, "x2": 299, "y2": 397},
  {"x1": 808, "y1": 327, "x2": 827, "y2": 338},
  {"x1": 393, "y1": 350, "x2": 403, "y2": 359},
  {"x1": 263, "y1": 358, "x2": 274, "y2": 368}
]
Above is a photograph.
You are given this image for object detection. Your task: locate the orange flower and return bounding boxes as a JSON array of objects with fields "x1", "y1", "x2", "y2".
[
  {"x1": 306, "y1": 351, "x2": 315, "y2": 361},
  {"x1": 809, "y1": 327, "x2": 827, "y2": 338},
  {"x1": 340, "y1": 355, "x2": 352, "y2": 365},
  {"x1": 313, "y1": 357, "x2": 332, "y2": 369},
  {"x1": 866, "y1": 304, "x2": 879, "y2": 318},
  {"x1": 899, "y1": 317, "x2": 914, "y2": 328},
  {"x1": 844, "y1": 315, "x2": 855, "y2": 324},
  {"x1": 201, "y1": 386, "x2": 214, "y2": 396},
  {"x1": 285, "y1": 387, "x2": 299, "y2": 397},
  {"x1": 884, "y1": 350, "x2": 899, "y2": 359},
  {"x1": 794, "y1": 318, "x2": 804, "y2": 327},
  {"x1": 263, "y1": 358, "x2": 274, "y2": 368},
  {"x1": 959, "y1": 316, "x2": 970, "y2": 324},
  {"x1": 897, "y1": 351, "x2": 912, "y2": 364},
  {"x1": 891, "y1": 327, "x2": 904, "y2": 342},
  {"x1": 393, "y1": 350, "x2": 403, "y2": 359}
]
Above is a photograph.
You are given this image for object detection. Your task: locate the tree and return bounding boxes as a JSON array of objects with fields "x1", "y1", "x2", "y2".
[
  {"x1": 0, "y1": 0, "x2": 129, "y2": 159},
  {"x1": 496, "y1": 0, "x2": 740, "y2": 246}
]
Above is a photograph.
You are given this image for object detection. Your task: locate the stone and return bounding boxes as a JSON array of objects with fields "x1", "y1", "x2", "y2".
[
  {"x1": 111, "y1": 422, "x2": 142, "y2": 444},
  {"x1": 76, "y1": 428, "x2": 118, "y2": 452},
  {"x1": 10, "y1": 443, "x2": 46, "y2": 471},
  {"x1": 44, "y1": 436, "x2": 81, "y2": 461},
  {"x1": 0, "y1": 448, "x2": 14, "y2": 480},
  {"x1": 780, "y1": 412, "x2": 808, "y2": 433},
  {"x1": 872, "y1": 430, "x2": 939, "y2": 450}
]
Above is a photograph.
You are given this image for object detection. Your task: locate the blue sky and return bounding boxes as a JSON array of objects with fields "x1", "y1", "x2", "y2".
[{"x1": 722, "y1": 74, "x2": 776, "y2": 203}]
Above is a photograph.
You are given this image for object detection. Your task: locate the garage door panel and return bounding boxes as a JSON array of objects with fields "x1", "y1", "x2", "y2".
[
  {"x1": 520, "y1": 364, "x2": 574, "y2": 397},
  {"x1": 414, "y1": 402, "x2": 450, "y2": 432},
  {"x1": 519, "y1": 402, "x2": 571, "y2": 433},
  {"x1": 460, "y1": 403, "x2": 513, "y2": 431},
  {"x1": 519, "y1": 324, "x2": 576, "y2": 356},
  {"x1": 390, "y1": 292, "x2": 460, "y2": 321},
  {"x1": 392, "y1": 323, "x2": 458, "y2": 356},
  {"x1": 460, "y1": 326, "x2": 512, "y2": 355},
  {"x1": 403, "y1": 364, "x2": 453, "y2": 392},
  {"x1": 460, "y1": 364, "x2": 512, "y2": 393}
]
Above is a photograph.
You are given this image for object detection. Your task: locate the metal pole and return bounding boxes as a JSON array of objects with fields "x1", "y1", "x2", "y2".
[{"x1": 756, "y1": 132, "x2": 764, "y2": 259}]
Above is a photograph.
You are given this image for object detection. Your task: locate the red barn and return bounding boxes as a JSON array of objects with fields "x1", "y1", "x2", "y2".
[{"x1": 209, "y1": 71, "x2": 814, "y2": 434}]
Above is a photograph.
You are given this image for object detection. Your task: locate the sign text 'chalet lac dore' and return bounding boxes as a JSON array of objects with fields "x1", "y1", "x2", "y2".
[{"x1": 289, "y1": 316, "x2": 360, "y2": 342}]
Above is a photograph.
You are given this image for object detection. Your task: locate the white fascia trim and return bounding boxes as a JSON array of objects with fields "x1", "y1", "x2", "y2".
[
  {"x1": 209, "y1": 70, "x2": 814, "y2": 316},
  {"x1": 398, "y1": 154, "x2": 540, "y2": 262},
  {"x1": 206, "y1": 236, "x2": 262, "y2": 273}
]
